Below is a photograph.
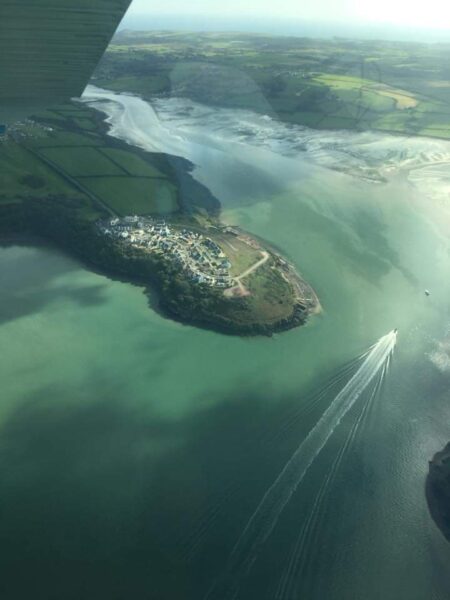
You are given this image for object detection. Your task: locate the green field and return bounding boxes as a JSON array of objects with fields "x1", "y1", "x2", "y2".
[
  {"x1": 101, "y1": 148, "x2": 166, "y2": 177},
  {"x1": 0, "y1": 102, "x2": 190, "y2": 220},
  {"x1": 0, "y1": 141, "x2": 86, "y2": 205},
  {"x1": 93, "y1": 31, "x2": 450, "y2": 140},
  {"x1": 80, "y1": 177, "x2": 178, "y2": 215},
  {"x1": 39, "y1": 146, "x2": 125, "y2": 177},
  {"x1": 214, "y1": 233, "x2": 262, "y2": 277}
]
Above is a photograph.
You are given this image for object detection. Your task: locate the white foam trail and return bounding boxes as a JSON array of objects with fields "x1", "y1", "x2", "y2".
[
  {"x1": 277, "y1": 363, "x2": 387, "y2": 600},
  {"x1": 206, "y1": 330, "x2": 397, "y2": 599}
]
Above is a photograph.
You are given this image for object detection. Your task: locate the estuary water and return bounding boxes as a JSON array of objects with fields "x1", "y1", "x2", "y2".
[{"x1": 1, "y1": 88, "x2": 450, "y2": 599}]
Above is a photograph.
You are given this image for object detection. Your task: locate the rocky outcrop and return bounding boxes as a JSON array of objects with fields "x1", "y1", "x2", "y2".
[{"x1": 426, "y1": 443, "x2": 450, "y2": 542}]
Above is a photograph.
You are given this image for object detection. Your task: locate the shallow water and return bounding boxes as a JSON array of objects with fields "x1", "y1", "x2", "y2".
[{"x1": 1, "y1": 91, "x2": 450, "y2": 599}]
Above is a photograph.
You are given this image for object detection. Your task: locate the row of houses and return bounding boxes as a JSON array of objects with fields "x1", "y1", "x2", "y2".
[{"x1": 98, "y1": 216, "x2": 234, "y2": 289}]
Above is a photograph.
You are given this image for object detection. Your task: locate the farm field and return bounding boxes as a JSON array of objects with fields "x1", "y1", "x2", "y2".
[
  {"x1": 94, "y1": 31, "x2": 450, "y2": 139},
  {"x1": 0, "y1": 102, "x2": 184, "y2": 220}
]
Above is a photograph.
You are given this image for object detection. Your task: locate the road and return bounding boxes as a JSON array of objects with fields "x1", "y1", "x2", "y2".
[{"x1": 235, "y1": 251, "x2": 269, "y2": 283}]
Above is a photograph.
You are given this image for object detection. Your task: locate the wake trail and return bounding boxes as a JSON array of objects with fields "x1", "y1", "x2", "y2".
[
  {"x1": 262, "y1": 353, "x2": 370, "y2": 447},
  {"x1": 185, "y1": 356, "x2": 372, "y2": 562},
  {"x1": 183, "y1": 354, "x2": 374, "y2": 562},
  {"x1": 206, "y1": 330, "x2": 397, "y2": 600},
  {"x1": 179, "y1": 483, "x2": 241, "y2": 562},
  {"x1": 277, "y1": 366, "x2": 386, "y2": 600}
]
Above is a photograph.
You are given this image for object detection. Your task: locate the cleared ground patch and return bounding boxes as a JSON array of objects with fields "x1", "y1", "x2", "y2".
[
  {"x1": 314, "y1": 74, "x2": 418, "y2": 110},
  {"x1": 372, "y1": 86, "x2": 418, "y2": 109},
  {"x1": 213, "y1": 233, "x2": 262, "y2": 277},
  {"x1": 314, "y1": 74, "x2": 370, "y2": 88}
]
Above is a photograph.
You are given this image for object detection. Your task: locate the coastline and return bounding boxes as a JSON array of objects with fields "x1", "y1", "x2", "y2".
[
  {"x1": 211, "y1": 216, "x2": 322, "y2": 317},
  {"x1": 0, "y1": 205, "x2": 319, "y2": 337},
  {"x1": 0, "y1": 88, "x2": 320, "y2": 338},
  {"x1": 426, "y1": 443, "x2": 450, "y2": 543}
]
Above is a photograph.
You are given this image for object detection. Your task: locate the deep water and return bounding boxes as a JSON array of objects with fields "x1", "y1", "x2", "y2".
[{"x1": 1, "y1": 93, "x2": 450, "y2": 599}]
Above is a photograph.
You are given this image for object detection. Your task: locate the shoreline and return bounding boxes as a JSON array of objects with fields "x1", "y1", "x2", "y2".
[
  {"x1": 118, "y1": 87, "x2": 450, "y2": 146},
  {"x1": 0, "y1": 90, "x2": 320, "y2": 338},
  {"x1": 426, "y1": 443, "x2": 450, "y2": 543},
  {"x1": 0, "y1": 211, "x2": 318, "y2": 338}
]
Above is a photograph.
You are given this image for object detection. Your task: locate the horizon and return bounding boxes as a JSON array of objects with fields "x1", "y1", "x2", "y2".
[
  {"x1": 119, "y1": 12, "x2": 450, "y2": 44},
  {"x1": 125, "y1": 0, "x2": 450, "y2": 30},
  {"x1": 121, "y1": 0, "x2": 450, "y2": 42}
]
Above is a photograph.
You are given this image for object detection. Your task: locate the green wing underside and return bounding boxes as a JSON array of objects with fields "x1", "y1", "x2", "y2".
[{"x1": 0, "y1": 0, "x2": 132, "y2": 122}]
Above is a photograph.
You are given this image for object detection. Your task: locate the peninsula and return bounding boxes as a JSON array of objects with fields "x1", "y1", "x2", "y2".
[{"x1": 0, "y1": 101, "x2": 318, "y2": 336}]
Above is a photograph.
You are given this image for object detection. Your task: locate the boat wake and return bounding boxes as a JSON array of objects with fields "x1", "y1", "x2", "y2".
[
  {"x1": 206, "y1": 330, "x2": 397, "y2": 599},
  {"x1": 275, "y1": 355, "x2": 390, "y2": 599}
]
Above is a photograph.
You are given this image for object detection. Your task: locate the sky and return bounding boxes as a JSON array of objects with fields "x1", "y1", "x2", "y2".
[{"x1": 126, "y1": 0, "x2": 450, "y2": 30}]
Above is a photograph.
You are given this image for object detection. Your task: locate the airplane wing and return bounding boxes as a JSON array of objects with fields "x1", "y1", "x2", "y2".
[{"x1": 0, "y1": 0, "x2": 132, "y2": 123}]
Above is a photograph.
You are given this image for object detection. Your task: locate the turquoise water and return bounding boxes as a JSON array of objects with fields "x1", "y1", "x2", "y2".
[{"x1": 1, "y1": 96, "x2": 450, "y2": 598}]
